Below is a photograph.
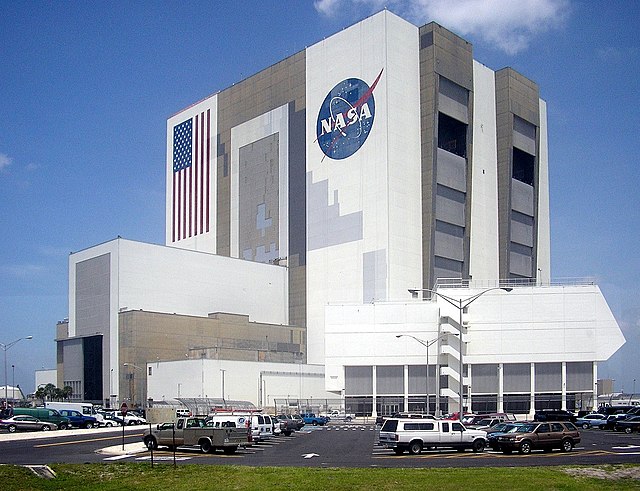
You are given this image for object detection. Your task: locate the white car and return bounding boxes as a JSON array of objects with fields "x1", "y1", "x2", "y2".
[{"x1": 123, "y1": 413, "x2": 147, "y2": 425}]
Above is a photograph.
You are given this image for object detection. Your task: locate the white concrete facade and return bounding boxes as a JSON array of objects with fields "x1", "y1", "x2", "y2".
[
  {"x1": 305, "y1": 11, "x2": 423, "y2": 365},
  {"x1": 325, "y1": 282, "x2": 624, "y2": 414},
  {"x1": 68, "y1": 238, "x2": 287, "y2": 401},
  {"x1": 146, "y1": 359, "x2": 333, "y2": 409}
]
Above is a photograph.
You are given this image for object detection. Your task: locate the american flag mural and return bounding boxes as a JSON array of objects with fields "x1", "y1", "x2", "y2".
[{"x1": 172, "y1": 109, "x2": 211, "y2": 241}]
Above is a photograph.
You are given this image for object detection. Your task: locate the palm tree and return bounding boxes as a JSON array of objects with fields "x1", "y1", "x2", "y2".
[
  {"x1": 62, "y1": 386, "x2": 73, "y2": 401},
  {"x1": 34, "y1": 386, "x2": 46, "y2": 405},
  {"x1": 43, "y1": 383, "x2": 56, "y2": 401}
]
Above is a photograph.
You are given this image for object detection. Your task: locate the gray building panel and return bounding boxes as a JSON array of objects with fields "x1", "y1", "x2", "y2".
[
  {"x1": 420, "y1": 22, "x2": 473, "y2": 288},
  {"x1": 75, "y1": 253, "x2": 110, "y2": 337},
  {"x1": 566, "y1": 362, "x2": 594, "y2": 392},
  {"x1": 535, "y1": 362, "x2": 562, "y2": 392},
  {"x1": 471, "y1": 364, "x2": 499, "y2": 393},
  {"x1": 238, "y1": 133, "x2": 280, "y2": 264},
  {"x1": 436, "y1": 148, "x2": 466, "y2": 192},
  {"x1": 345, "y1": 366, "x2": 373, "y2": 395},
  {"x1": 511, "y1": 179, "x2": 535, "y2": 216},
  {"x1": 434, "y1": 229, "x2": 464, "y2": 261},
  {"x1": 510, "y1": 212, "x2": 534, "y2": 248},
  {"x1": 363, "y1": 249, "x2": 387, "y2": 303},
  {"x1": 503, "y1": 363, "x2": 531, "y2": 393},
  {"x1": 495, "y1": 68, "x2": 540, "y2": 280},
  {"x1": 435, "y1": 185, "x2": 466, "y2": 227},
  {"x1": 509, "y1": 249, "x2": 533, "y2": 277},
  {"x1": 376, "y1": 366, "x2": 404, "y2": 395}
]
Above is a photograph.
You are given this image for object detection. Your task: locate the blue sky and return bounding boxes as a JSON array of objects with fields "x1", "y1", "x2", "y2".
[{"x1": 1, "y1": 1, "x2": 638, "y2": 395}]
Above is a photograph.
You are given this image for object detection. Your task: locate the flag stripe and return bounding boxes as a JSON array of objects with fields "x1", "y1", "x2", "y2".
[
  {"x1": 172, "y1": 170, "x2": 176, "y2": 242},
  {"x1": 206, "y1": 108, "x2": 210, "y2": 232},
  {"x1": 200, "y1": 111, "x2": 204, "y2": 234}
]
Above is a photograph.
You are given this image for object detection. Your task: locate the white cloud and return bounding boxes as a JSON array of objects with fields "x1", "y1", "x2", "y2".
[
  {"x1": 315, "y1": 0, "x2": 570, "y2": 55},
  {"x1": 0, "y1": 153, "x2": 12, "y2": 171}
]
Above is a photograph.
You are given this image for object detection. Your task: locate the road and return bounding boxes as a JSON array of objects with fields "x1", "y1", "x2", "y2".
[{"x1": 1, "y1": 422, "x2": 640, "y2": 467}]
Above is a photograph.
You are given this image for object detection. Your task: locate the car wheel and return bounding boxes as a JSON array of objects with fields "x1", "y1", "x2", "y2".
[
  {"x1": 85, "y1": 422, "x2": 94, "y2": 429},
  {"x1": 625, "y1": 427, "x2": 633, "y2": 434},
  {"x1": 42, "y1": 425, "x2": 51, "y2": 431},
  {"x1": 312, "y1": 421, "x2": 318, "y2": 426},
  {"x1": 582, "y1": 423, "x2": 590, "y2": 429},
  {"x1": 472, "y1": 439, "x2": 485, "y2": 453},
  {"x1": 284, "y1": 430, "x2": 292, "y2": 436},
  {"x1": 519, "y1": 441, "x2": 532, "y2": 454},
  {"x1": 58, "y1": 423, "x2": 68, "y2": 430},
  {"x1": 105, "y1": 422, "x2": 113, "y2": 427},
  {"x1": 144, "y1": 436, "x2": 158, "y2": 450},
  {"x1": 409, "y1": 441, "x2": 423, "y2": 455},
  {"x1": 561, "y1": 438, "x2": 573, "y2": 452},
  {"x1": 345, "y1": 416, "x2": 352, "y2": 422},
  {"x1": 200, "y1": 439, "x2": 213, "y2": 453},
  {"x1": 7, "y1": 425, "x2": 16, "y2": 433}
]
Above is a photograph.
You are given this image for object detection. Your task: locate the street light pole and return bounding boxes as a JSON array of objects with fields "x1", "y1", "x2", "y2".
[
  {"x1": 408, "y1": 286, "x2": 512, "y2": 416},
  {"x1": 1, "y1": 336, "x2": 33, "y2": 410},
  {"x1": 220, "y1": 369, "x2": 226, "y2": 406},
  {"x1": 396, "y1": 333, "x2": 455, "y2": 415}
]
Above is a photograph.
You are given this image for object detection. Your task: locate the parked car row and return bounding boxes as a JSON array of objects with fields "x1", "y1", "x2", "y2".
[
  {"x1": 575, "y1": 406, "x2": 640, "y2": 432},
  {"x1": 0, "y1": 405, "x2": 148, "y2": 433},
  {"x1": 203, "y1": 413, "x2": 307, "y2": 443}
]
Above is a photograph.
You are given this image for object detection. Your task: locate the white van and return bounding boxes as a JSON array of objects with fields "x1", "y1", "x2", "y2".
[{"x1": 207, "y1": 412, "x2": 272, "y2": 442}]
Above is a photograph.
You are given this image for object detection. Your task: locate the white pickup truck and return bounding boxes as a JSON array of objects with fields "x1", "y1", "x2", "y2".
[
  {"x1": 327, "y1": 410, "x2": 356, "y2": 422},
  {"x1": 378, "y1": 418, "x2": 487, "y2": 454},
  {"x1": 142, "y1": 417, "x2": 250, "y2": 454}
]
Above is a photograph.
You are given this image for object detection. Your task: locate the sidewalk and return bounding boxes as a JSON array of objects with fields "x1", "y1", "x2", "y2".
[{"x1": 98, "y1": 441, "x2": 148, "y2": 456}]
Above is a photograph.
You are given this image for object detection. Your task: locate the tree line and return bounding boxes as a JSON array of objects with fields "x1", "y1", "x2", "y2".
[{"x1": 33, "y1": 383, "x2": 73, "y2": 403}]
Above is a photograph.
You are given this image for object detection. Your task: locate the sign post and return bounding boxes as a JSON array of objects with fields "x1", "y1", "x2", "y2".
[{"x1": 120, "y1": 403, "x2": 128, "y2": 450}]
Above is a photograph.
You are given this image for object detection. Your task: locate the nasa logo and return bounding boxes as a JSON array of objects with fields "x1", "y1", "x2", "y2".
[{"x1": 316, "y1": 69, "x2": 383, "y2": 160}]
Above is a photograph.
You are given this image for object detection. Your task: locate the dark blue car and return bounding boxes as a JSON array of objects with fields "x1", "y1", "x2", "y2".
[{"x1": 58, "y1": 409, "x2": 98, "y2": 429}]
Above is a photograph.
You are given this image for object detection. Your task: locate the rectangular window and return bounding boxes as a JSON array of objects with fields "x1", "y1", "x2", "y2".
[
  {"x1": 512, "y1": 147, "x2": 535, "y2": 186},
  {"x1": 438, "y1": 112, "x2": 467, "y2": 158}
]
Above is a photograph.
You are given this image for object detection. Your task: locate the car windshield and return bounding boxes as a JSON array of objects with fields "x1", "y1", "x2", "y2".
[
  {"x1": 476, "y1": 419, "x2": 493, "y2": 426},
  {"x1": 501, "y1": 424, "x2": 520, "y2": 433},
  {"x1": 515, "y1": 424, "x2": 537, "y2": 433}
]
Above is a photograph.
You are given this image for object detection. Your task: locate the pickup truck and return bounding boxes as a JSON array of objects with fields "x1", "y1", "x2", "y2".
[
  {"x1": 378, "y1": 417, "x2": 487, "y2": 454},
  {"x1": 142, "y1": 417, "x2": 250, "y2": 454},
  {"x1": 301, "y1": 413, "x2": 328, "y2": 426},
  {"x1": 327, "y1": 410, "x2": 355, "y2": 422}
]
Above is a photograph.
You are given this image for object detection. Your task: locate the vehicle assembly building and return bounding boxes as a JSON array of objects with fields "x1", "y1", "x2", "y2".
[{"x1": 55, "y1": 10, "x2": 623, "y2": 416}]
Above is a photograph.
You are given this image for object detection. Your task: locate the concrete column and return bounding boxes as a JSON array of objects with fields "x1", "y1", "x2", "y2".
[
  {"x1": 372, "y1": 365, "x2": 377, "y2": 417},
  {"x1": 561, "y1": 362, "x2": 567, "y2": 410},
  {"x1": 403, "y1": 364, "x2": 409, "y2": 412},
  {"x1": 497, "y1": 363, "x2": 504, "y2": 413},
  {"x1": 530, "y1": 362, "x2": 536, "y2": 418},
  {"x1": 593, "y1": 361, "x2": 598, "y2": 410}
]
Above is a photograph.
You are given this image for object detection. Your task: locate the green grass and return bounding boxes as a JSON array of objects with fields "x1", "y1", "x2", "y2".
[{"x1": 1, "y1": 464, "x2": 638, "y2": 490}]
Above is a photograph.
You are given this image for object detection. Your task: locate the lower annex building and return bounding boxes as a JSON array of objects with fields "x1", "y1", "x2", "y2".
[{"x1": 55, "y1": 10, "x2": 624, "y2": 416}]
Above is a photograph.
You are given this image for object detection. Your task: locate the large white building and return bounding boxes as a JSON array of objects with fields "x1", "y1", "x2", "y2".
[{"x1": 55, "y1": 11, "x2": 623, "y2": 416}]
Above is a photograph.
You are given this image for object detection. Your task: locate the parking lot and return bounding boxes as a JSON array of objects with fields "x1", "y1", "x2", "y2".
[{"x1": 1, "y1": 420, "x2": 640, "y2": 468}]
